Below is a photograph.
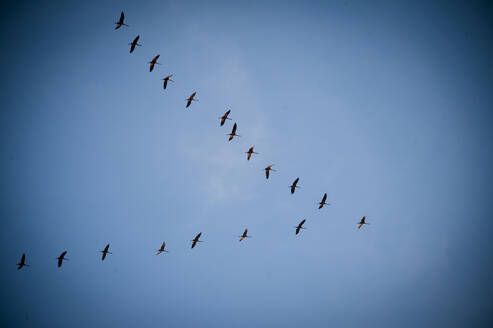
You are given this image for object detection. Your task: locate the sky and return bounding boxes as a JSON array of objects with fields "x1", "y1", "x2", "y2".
[{"x1": 1, "y1": 0, "x2": 492, "y2": 327}]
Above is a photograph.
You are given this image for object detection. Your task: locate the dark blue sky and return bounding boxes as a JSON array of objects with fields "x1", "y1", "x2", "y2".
[{"x1": 1, "y1": 0, "x2": 492, "y2": 327}]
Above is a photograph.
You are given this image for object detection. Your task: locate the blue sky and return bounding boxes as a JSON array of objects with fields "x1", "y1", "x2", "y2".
[{"x1": 1, "y1": 0, "x2": 492, "y2": 327}]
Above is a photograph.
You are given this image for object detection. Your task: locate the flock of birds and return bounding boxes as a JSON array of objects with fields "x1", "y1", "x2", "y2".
[{"x1": 15, "y1": 11, "x2": 371, "y2": 271}]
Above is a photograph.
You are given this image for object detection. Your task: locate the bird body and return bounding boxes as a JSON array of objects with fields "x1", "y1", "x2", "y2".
[
  {"x1": 149, "y1": 54, "x2": 160, "y2": 72},
  {"x1": 129, "y1": 35, "x2": 141, "y2": 53},
  {"x1": 290, "y1": 178, "x2": 300, "y2": 194},
  {"x1": 114, "y1": 11, "x2": 128, "y2": 29},
  {"x1": 17, "y1": 253, "x2": 29, "y2": 270},
  {"x1": 186, "y1": 92, "x2": 197, "y2": 108},
  {"x1": 191, "y1": 232, "x2": 203, "y2": 249},
  {"x1": 162, "y1": 74, "x2": 174, "y2": 89}
]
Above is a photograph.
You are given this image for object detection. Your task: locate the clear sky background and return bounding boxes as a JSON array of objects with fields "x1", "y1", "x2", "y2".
[{"x1": 1, "y1": 0, "x2": 492, "y2": 327}]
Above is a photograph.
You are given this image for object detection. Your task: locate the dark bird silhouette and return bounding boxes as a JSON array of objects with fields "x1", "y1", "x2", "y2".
[
  {"x1": 289, "y1": 177, "x2": 300, "y2": 194},
  {"x1": 245, "y1": 146, "x2": 258, "y2": 160},
  {"x1": 162, "y1": 74, "x2": 174, "y2": 89},
  {"x1": 295, "y1": 219, "x2": 306, "y2": 235},
  {"x1": 358, "y1": 216, "x2": 369, "y2": 229},
  {"x1": 156, "y1": 241, "x2": 168, "y2": 255},
  {"x1": 57, "y1": 251, "x2": 68, "y2": 268},
  {"x1": 186, "y1": 92, "x2": 197, "y2": 108},
  {"x1": 100, "y1": 244, "x2": 112, "y2": 261},
  {"x1": 191, "y1": 232, "x2": 203, "y2": 249},
  {"x1": 318, "y1": 193, "x2": 330, "y2": 209},
  {"x1": 149, "y1": 54, "x2": 160, "y2": 72},
  {"x1": 114, "y1": 11, "x2": 128, "y2": 29},
  {"x1": 129, "y1": 35, "x2": 141, "y2": 53},
  {"x1": 228, "y1": 123, "x2": 240, "y2": 141},
  {"x1": 239, "y1": 229, "x2": 251, "y2": 242},
  {"x1": 17, "y1": 253, "x2": 29, "y2": 270},
  {"x1": 264, "y1": 164, "x2": 276, "y2": 179},
  {"x1": 219, "y1": 110, "x2": 231, "y2": 126}
]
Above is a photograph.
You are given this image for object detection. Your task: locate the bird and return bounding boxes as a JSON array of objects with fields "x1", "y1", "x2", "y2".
[
  {"x1": 228, "y1": 123, "x2": 240, "y2": 141},
  {"x1": 264, "y1": 164, "x2": 276, "y2": 179},
  {"x1": 289, "y1": 177, "x2": 300, "y2": 194},
  {"x1": 358, "y1": 216, "x2": 369, "y2": 229},
  {"x1": 100, "y1": 244, "x2": 112, "y2": 261},
  {"x1": 17, "y1": 253, "x2": 29, "y2": 270},
  {"x1": 114, "y1": 11, "x2": 128, "y2": 29},
  {"x1": 149, "y1": 55, "x2": 160, "y2": 72},
  {"x1": 219, "y1": 110, "x2": 231, "y2": 126},
  {"x1": 129, "y1": 35, "x2": 141, "y2": 53},
  {"x1": 191, "y1": 232, "x2": 203, "y2": 249},
  {"x1": 156, "y1": 241, "x2": 168, "y2": 255},
  {"x1": 245, "y1": 146, "x2": 258, "y2": 160},
  {"x1": 56, "y1": 251, "x2": 68, "y2": 268},
  {"x1": 318, "y1": 193, "x2": 330, "y2": 209},
  {"x1": 295, "y1": 219, "x2": 306, "y2": 235},
  {"x1": 162, "y1": 74, "x2": 174, "y2": 89},
  {"x1": 186, "y1": 92, "x2": 197, "y2": 108},
  {"x1": 239, "y1": 229, "x2": 251, "y2": 242}
]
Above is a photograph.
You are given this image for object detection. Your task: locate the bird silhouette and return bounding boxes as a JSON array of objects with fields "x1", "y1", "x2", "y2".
[
  {"x1": 149, "y1": 55, "x2": 161, "y2": 72},
  {"x1": 264, "y1": 164, "x2": 276, "y2": 179},
  {"x1": 114, "y1": 11, "x2": 128, "y2": 29},
  {"x1": 245, "y1": 146, "x2": 258, "y2": 160},
  {"x1": 191, "y1": 233, "x2": 203, "y2": 249},
  {"x1": 289, "y1": 178, "x2": 300, "y2": 194},
  {"x1": 318, "y1": 193, "x2": 330, "y2": 209},
  {"x1": 295, "y1": 219, "x2": 306, "y2": 235},
  {"x1": 156, "y1": 241, "x2": 168, "y2": 255},
  {"x1": 17, "y1": 253, "x2": 29, "y2": 270},
  {"x1": 219, "y1": 110, "x2": 231, "y2": 126},
  {"x1": 129, "y1": 35, "x2": 141, "y2": 53},
  {"x1": 56, "y1": 251, "x2": 68, "y2": 268},
  {"x1": 239, "y1": 229, "x2": 251, "y2": 241},
  {"x1": 186, "y1": 92, "x2": 197, "y2": 108},
  {"x1": 162, "y1": 74, "x2": 174, "y2": 89},
  {"x1": 358, "y1": 216, "x2": 369, "y2": 229},
  {"x1": 100, "y1": 244, "x2": 112, "y2": 261},
  {"x1": 228, "y1": 123, "x2": 240, "y2": 141}
]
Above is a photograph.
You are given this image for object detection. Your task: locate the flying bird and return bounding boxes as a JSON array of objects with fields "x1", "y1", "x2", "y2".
[
  {"x1": 289, "y1": 177, "x2": 300, "y2": 194},
  {"x1": 186, "y1": 92, "x2": 197, "y2": 108},
  {"x1": 149, "y1": 54, "x2": 160, "y2": 72},
  {"x1": 358, "y1": 216, "x2": 369, "y2": 229},
  {"x1": 129, "y1": 35, "x2": 141, "y2": 53},
  {"x1": 264, "y1": 164, "x2": 276, "y2": 179},
  {"x1": 228, "y1": 123, "x2": 240, "y2": 141},
  {"x1": 318, "y1": 193, "x2": 330, "y2": 209},
  {"x1": 191, "y1": 232, "x2": 203, "y2": 249},
  {"x1": 239, "y1": 229, "x2": 251, "y2": 242},
  {"x1": 100, "y1": 244, "x2": 112, "y2": 261},
  {"x1": 56, "y1": 251, "x2": 68, "y2": 268},
  {"x1": 156, "y1": 241, "x2": 168, "y2": 255},
  {"x1": 114, "y1": 11, "x2": 128, "y2": 29},
  {"x1": 17, "y1": 253, "x2": 29, "y2": 270},
  {"x1": 162, "y1": 74, "x2": 174, "y2": 89},
  {"x1": 219, "y1": 110, "x2": 231, "y2": 126},
  {"x1": 245, "y1": 146, "x2": 258, "y2": 160},
  {"x1": 295, "y1": 219, "x2": 306, "y2": 235}
]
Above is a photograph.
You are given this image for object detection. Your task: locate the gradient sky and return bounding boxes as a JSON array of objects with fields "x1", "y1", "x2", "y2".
[{"x1": 1, "y1": 0, "x2": 492, "y2": 327}]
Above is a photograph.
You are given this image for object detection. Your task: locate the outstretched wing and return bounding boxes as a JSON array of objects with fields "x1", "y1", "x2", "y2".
[{"x1": 163, "y1": 78, "x2": 168, "y2": 89}]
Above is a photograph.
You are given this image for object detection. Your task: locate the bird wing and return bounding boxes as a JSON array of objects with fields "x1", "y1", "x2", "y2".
[
  {"x1": 58, "y1": 258, "x2": 63, "y2": 267},
  {"x1": 153, "y1": 54, "x2": 160, "y2": 62},
  {"x1": 247, "y1": 152, "x2": 251, "y2": 160},
  {"x1": 120, "y1": 12, "x2": 124, "y2": 23},
  {"x1": 162, "y1": 241, "x2": 166, "y2": 249},
  {"x1": 102, "y1": 252, "x2": 107, "y2": 261},
  {"x1": 191, "y1": 240, "x2": 197, "y2": 248},
  {"x1": 163, "y1": 79, "x2": 168, "y2": 89},
  {"x1": 61, "y1": 251, "x2": 67, "y2": 258},
  {"x1": 322, "y1": 193, "x2": 327, "y2": 203},
  {"x1": 265, "y1": 168, "x2": 270, "y2": 179},
  {"x1": 186, "y1": 99, "x2": 192, "y2": 107},
  {"x1": 301, "y1": 219, "x2": 306, "y2": 226},
  {"x1": 220, "y1": 117, "x2": 225, "y2": 126},
  {"x1": 21, "y1": 253, "x2": 26, "y2": 263},
  {"x1": 130, "y1": 44, "x2": 136, "y2": 53},
  {"x1": 134, "y1": 35, "x2": 140, "y2": 43},
  {"x1": 232, "y1": 123, "x2": 237, "y2": 134},
  {"x1": 294, "y1": 178, "x2": 299, "y2": 186},
  {"x1": 150, "y1": 62, "x2": 155, "y2": 72},
  {"x1": 104, "y1": 244, "x2": 110, "y2": 252}
]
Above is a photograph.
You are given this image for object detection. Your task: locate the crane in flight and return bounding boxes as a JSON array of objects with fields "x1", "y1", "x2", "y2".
[
  {"x1": 162, "y1": 75, "x2": 174, "y2": 89},
  {"x1": 219, "y1": 110, "x2": 231, "y2": 126},
  {"x1": 114, "y1": 11, "x2": 128, "y2": 29},
  {"x1": 264, "y1": 164, "x2": 276, "y2": 179},
  {"x1": 186, "y1": 92, "x2": 197, "y2": 108},
  {"x1": 289, "y1": 177, "x2": 300, "y2": 194},
  {"x1": 149, "y1": 55, "x2": 161, "y2": 72},
  {"x1": 156, "y1": 242, "x2": 168, "y2": 255},
  {"x1": 57, "y1": 251, "x2": 68, "y2": 268},
  {"x1": 358, "y1": 216, "x2": 369, "y2": 229},
  {"x1": 17, "y1": 253, "x2": 29, "y2": 270},
  {"x1": 228, "y1": 123, "x2": 240, "y2": 141},
  {"x1": 318, "y1": 193, "x2": 330, "y2": 209},
  {"x1": 191, "y1": 233, "x2": 203, "y2": 249},
  {"x1": 239, "y1": 229, "x2": 251, "y2": 241},
  {"x1": 100, "y1": 244, "x2": 112, "y2": 261},
  {"x1": 245, "y1": 146, "x2": 258, "y2": 160},
  {"x1": 129, "y1": 35, "x2": 141, "y2": 53},
  {"x1": 295, "y1": 219, "x2": 306, "y2": 235}
]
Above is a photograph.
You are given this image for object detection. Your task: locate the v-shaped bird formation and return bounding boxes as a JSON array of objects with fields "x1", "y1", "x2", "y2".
[{"x1": 15, "y1": 10, "x2": 373, "y2": 271}]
